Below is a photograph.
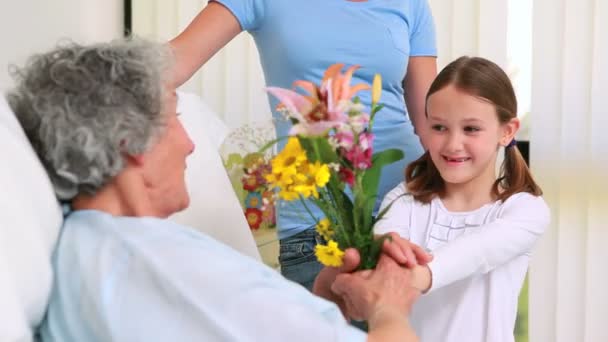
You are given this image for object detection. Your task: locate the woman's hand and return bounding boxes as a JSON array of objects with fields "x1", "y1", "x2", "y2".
[
  {"x1": 331, "y1": 254, "x2": 420, "y2": 322},
  {"x1": 313, "y1": 233, "x2": 431, "y2": 315},
  {"x1": 312, "y1": 248, "x2": 361, "y2": 315}
]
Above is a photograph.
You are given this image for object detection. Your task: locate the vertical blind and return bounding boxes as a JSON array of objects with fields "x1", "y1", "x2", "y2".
[{"x1": 529, "y1": 0, "x2": 608, "y2": 341}]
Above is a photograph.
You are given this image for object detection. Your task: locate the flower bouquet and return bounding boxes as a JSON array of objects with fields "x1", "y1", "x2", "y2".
[{"x1": 263, "y1": 64, "x2": 404, "y2": 269}]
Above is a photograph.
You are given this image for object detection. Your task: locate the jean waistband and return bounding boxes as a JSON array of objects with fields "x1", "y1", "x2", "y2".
[{"x1": 280, "y1": 227, "x2": 325, "y2": 244}]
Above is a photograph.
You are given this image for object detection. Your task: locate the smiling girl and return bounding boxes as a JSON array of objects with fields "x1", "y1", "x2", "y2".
[{"x1": 374, "y1": 56, "x2": 550, "y2": 342}]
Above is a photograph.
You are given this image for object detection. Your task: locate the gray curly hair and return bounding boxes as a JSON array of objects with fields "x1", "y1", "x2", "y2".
[{"x1": 7, "y1": 38, "x2": 173, "y2": 200}]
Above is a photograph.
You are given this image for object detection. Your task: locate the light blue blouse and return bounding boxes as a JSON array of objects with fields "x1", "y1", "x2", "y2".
[{"x1": 38, "y1": 210, "x2": 365, "y2": 341}]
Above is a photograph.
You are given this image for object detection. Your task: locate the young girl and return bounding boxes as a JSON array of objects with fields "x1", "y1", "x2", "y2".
[{"x1": 374, "y1": 56, "x2": 550, "y2": 342}]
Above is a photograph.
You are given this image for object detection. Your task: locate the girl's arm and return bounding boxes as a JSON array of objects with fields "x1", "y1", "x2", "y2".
[
  {"x1": 411, "y1": 193, "x2": 550, "y2": 292},
  {"x1": 169, "y1": 2, "x2": 242, "y2": 88}
]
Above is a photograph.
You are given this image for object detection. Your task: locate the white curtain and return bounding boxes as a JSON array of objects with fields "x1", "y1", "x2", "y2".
[
  {"x1": 428, "y1": 0, "x2": 508, "y2": 69},
  {"x1": 529, "y1": 0, "x2": 608, "y2": 341}
]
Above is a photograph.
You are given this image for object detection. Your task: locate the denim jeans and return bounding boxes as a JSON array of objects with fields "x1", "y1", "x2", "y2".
[{"x1": 278, "y1": 228, "x2": 324, "y2": 291}]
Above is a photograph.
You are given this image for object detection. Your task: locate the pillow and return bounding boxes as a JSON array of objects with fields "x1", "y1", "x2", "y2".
[
  {"x1": 0, "y1": 94, "x2": 63, "y2": 342},
  {"x1": 171, "y1": 92, "x2": 261, "y2": 260}
]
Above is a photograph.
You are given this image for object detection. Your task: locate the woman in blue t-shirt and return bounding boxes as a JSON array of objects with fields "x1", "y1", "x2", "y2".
[{"x1": 170, "y1": 0, "x2": 438, "y2": 290}]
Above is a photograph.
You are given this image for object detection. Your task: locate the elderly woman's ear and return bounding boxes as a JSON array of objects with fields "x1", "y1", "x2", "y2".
[{"x1": 124, "y1": 153, "x2": 146, "y2": 167}]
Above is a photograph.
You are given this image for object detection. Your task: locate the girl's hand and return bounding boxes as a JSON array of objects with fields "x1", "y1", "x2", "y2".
[{"x1": 381, "y1": 232, "x2": 433, "y2": 268}]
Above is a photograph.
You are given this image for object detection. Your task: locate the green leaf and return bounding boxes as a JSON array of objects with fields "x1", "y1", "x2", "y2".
[
  {"x1": 368, "y1": 103, "x2": 385, "y2": 132},
  {"x1": 373, "y1": 192, "x2": 409, "y2": 226},
  {"x1": 359, "y1": 235, "x2": 390, "y2": 270},
  {"x1": 360, "y1": 195, "x2": 377, "y2": 232},
  {"x1": 324, "y1": 181, "x2": 354, "y2": 245},
  {"x1": 348, "y1": 148, "x2": 404, "y2": 237},
  {"x1": 370, "y1": 103, "x2": 385, "y2": 116},
  {"x1": 362, "y1": 149, "x2": 404, "y2": 195},
  {"x1": 299, "y1": 136, "x2": 339, "y2": 164}
]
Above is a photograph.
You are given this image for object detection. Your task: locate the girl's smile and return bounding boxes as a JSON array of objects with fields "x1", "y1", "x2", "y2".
[
  {"x1": 425, "y1": 84, "x2": 507, "y2": 193},
  {"x1": 442, "y1": 155, "x2": 472, "y2": 165}
]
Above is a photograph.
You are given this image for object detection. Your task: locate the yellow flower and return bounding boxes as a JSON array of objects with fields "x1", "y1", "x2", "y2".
[
  {"x1": 266, "y1": 137, "x2": 309, "y2": 196},
  {"x1": 315, "y1": 218, "x2": 333, "y2": 241},
  {"x1": 278, "y1": 185, "x2": 300, "y2": 201},
  {"x1": 291, "y1": 161, "x2": 330, "y2": 198},
  {"x1": 372, "y1": 73, "x2": 382, "y2": 104},
  {"x1": 266, "y1": 138, "x2": 331, "y2": 201},
  {"x1": 272, "y1": 137, "x2": 307, "y2": 171},
  {"x1": 315, "y1": 240, "x2": 344, "y2": 267},
  {"x1": 265, "y1": 170, "x2": 293, "y2": 189},
  {"x1": 292, "y1": 183, "x2": 318, "y2": 198},
  {"x1": 313, "y1": 162, "x2": 330, "y2": 187}
]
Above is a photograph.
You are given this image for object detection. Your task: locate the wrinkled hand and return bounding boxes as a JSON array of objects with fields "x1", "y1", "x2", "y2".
[
  {"x1": 331, "y1": 254, "x2": 421, "y2": 322},
  {"x1": 312, "y1": 248, "x2": 361, "y2": 315},
  {"x1": 380, "y1": 232, "x2": 433, "y2": 268},
  {"x1": 313, "y1": 233, "x2": 430, "y2": 317}
]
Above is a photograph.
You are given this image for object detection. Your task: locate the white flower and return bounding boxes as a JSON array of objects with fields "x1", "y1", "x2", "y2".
[
  {"x1": 328, "y1": 136, "x2": 340, "y2": 149},
  {"x1": 348, "y1": 114, "x2": 369, "y2": 134},
  {"x1": 328, "y1": 162, "x2": 341, "y2": 172}
]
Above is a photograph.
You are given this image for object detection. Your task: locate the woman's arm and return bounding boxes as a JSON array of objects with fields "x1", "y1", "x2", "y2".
[
  {"x1": 367, "y1": 309, "x2": 419, "y2": 342},
  {"x1": 403, "y1": 56, "x2": 436, "y2": 144},
  {"x1": 169, "y1": 2, "x2": 242, "y2": 87}
]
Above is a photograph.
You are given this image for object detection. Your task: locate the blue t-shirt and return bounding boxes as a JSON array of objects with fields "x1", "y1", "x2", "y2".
[
  {"x1": 216, "y1": 0, "x2": 437, "y2": 239},
  {"x1": 38, "y1": 210, "x2": 365, "y2": 341}
]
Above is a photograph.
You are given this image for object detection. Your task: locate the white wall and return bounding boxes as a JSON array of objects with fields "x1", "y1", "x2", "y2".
[{"x1": 0, "y1": 0, "x2": 123, "y2": 89}]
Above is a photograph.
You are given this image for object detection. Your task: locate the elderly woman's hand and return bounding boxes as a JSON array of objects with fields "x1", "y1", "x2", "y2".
[
  {"x1": 313, "y1": 234, "x2": 430, "y2": 318},
  {"x1": 331, "y1": 254, "x2": 420, "y2": 323},
  {"x1": 312, "y1": 248, "x2": 361, "y2": 315}
]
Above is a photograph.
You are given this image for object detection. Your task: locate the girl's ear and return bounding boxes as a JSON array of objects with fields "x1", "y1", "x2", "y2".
[{"x1": 500, "y1": 117, "x2": 520, "y2": 146}]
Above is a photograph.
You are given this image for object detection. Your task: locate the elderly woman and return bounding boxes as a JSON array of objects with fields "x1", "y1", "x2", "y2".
[{"x1": 8, "y1": 39, "x2": 424, "y2": 341}]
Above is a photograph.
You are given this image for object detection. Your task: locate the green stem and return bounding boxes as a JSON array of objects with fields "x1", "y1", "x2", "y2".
[
  {"x1": 320, "y1": 187, "x2": 352, "y2": 248},
  {"x1": 298, "y1": 194, "x2": 319, "y2": 224},
  {"x1": 312, "y1": 139, "x2": 322, "y2": 162}
]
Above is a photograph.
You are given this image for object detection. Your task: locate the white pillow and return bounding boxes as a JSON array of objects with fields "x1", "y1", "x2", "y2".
[
  {"x1": 0, "y1": 94, "x2": 63, "y2": 342},
  {"x1": 171, "y1": 92, "x2": 261, "y2": 261}
]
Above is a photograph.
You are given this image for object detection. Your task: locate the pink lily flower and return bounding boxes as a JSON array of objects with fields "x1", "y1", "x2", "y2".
[
  {"x1": 266, "y1": 85, "x2": 346, "y2": 136},
  {"x1": 266, "y1": 63, "x2": 371, "y2": 137}
]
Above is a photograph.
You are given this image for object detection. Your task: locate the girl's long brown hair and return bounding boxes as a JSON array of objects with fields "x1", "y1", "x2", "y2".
[{"x1": 406, "y1": 56, "x2": 542, "y2": 203}]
